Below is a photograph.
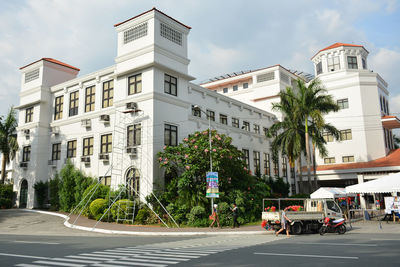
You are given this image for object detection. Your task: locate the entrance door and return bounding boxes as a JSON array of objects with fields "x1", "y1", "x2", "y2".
[{"x1": 19, "y1": 180, "x2": 28, "y2": 208}]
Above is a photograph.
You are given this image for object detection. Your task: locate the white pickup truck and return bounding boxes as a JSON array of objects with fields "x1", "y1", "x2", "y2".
[{"x1": 262, "y1": 198, "x2": 343, "y2": 234}]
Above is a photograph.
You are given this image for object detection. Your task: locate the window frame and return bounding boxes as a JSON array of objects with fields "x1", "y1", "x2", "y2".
[
  {"x1": 223, "y1": 87, "x2": 228, "y2": 93},
  {"x1": 54, "y1": 95, "x2": 63, "y2": 120},
  {"x1": 232, "y1": 117, "x2": 239, "y2": 128},
  {"x1": 83, "y1": 137, "x2": 94, "y2": 156},
  {"x1": 342, "y1": 155, "x2": 354, "y2": 163},
  {"x1": 100, "y1": 134, "x2": 112, "y2": 154},
  {"x1": 243, "y1": 121, "x2": 250, "y2": 131},
  {"x1": 69, "y1": 90, "x2": 79, "y2": 117},
  {"x1": 253, "y1": 151, "x2": 260, "y2": 175},
  {"x1": 264, "y1": 153, "x2": 270, "y2": 176},
  {"x1": 164, "y1": 74, "x2": 177, "y2": 96},
  {"x1": 206, "y1": 110, "x2": 215, "y2": 122},
  {"x1": 324, "y1": 157, "x2": 336, "y2": 164},
  {"x1": 128, "y1": 73, "x2": 142, "y2": 95},
  {"x1": 51, "y1": 143, "x2": 61, "y2": 161},
  {"x1": 323, "y1": 131, "x2": 334, "y2": 142},
  {"x1": 337, "y1": 98, "x2": 349, "y2": 109},
  {"x1": 347, "y1": 56, "x2": 358, "y2": 69},
  {"x1": 316, "y1": 61, "x2": 323, "y2": 75},
  {"x1": 233, "y1": 85, "x2": 238, "y2": 91},
  {"x1": 67, "y1": 140, "x2": 77, "y2": 158},
  {"x1": 22, "y1": 146, "x2": 31, "y2": 162},
  {"x1": 282, "y1": 157, "x2": 288, "y2": 178},
  {"x1": 127, "y1": 124, "x2": 141, "y2": 147},
  {"x1": 164, "y1": 124, "x2": 178, "y2": 146},
  {"x1": 100, "y1": 176, "x2": 112, "y2": 186},
  {"x1": 102, "y1": 80, "x2": 114, "y2": 108},
  {"x1": 328, "y1": 56, "x2": 340, "y2": 72},
  {"x1": 25, "y1": 107, "x2": 33, "y2": 123},
  {"x1": 220, "y1": 114, "x2": 228, "y2": 125},
  {"x1": 85, "y1": 85, "x2": 95, "y2": 113},
  {"x1": 242, "y1": 149, "x2": 250, "y2": 169},
  {"x1": 254, "y1": 124, "x2": 260, "y2": 134},
  {"x1": 273, "y1": 158, "x2": 279, "y2": 177},
  {"x1": 243, "y1": 82, "x2": 248, "y2": 89},
  {"x1": 340, "y1": 129, "x2": 352, "y2": 141}
]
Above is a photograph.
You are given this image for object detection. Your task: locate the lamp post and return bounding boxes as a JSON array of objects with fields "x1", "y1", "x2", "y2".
[{"x1": 193, "y1": 105, "x2": 214, "y2": 213}]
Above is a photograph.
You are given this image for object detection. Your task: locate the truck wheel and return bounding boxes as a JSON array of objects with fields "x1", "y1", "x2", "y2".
[
  {"x1": 291, "y1": 223, "x2": 302, "y2": 235},
  {"x1": 337, "y1": 225, "x2": 346, "y2": 234}
]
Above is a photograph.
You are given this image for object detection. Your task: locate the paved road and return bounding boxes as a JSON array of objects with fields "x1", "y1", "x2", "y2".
[{"x1": 1, "y1": 209, "x2": 399, "y2": 266}]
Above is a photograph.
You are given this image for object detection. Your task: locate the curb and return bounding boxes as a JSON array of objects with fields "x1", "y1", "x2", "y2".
[{"x1": 23, "y1": 209, "x2": 270, "y2": 236}]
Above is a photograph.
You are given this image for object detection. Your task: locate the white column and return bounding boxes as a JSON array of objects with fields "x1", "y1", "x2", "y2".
[{"x1": 357, "y1": 174, "x2": 367, "y2": 209}]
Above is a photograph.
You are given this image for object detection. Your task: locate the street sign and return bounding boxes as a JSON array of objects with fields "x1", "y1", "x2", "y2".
[{"x1": 206, "y1": 172, "x2": 219, "y2": 198}]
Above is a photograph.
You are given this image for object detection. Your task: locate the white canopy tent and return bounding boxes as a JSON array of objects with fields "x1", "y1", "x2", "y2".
[
  {"x1": 310, "y1": 187, "x2": 349, "y2": 199},
  {"x1": 346, "y1": 172, "x2": 400, "y2": 194}
]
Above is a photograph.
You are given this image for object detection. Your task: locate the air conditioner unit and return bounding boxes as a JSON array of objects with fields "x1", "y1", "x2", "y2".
[
  {"x1": 81, "y1": 119, "x2": 91, "y2": 128},
  {"x1": 126, "y1": 102, "x2": 138, "y2": 110},
  {"x1": 19, "y1": 162, "x2": 28, "y2": 169},
  {"x1": 81, "y1": 156, "x2": 91, "y2": 164},
  {"x1": 51, "y1": 126, "x2": 60, "y2": 135},
  {"x1": 127, "y1": 147, "x2": 137, "y2": 156},
  {"x1": 48, "y1": 160, "x2": 56, "y2": 167},
  {"x1": 100, "y1": 114, "x2": 110, "y2": 122},
  {"x1": 23, "y1": 129, "x2": 30, "y2": 136},
  {"x1": 99, "y1": 153, "x2": 109, "y2": 161}
]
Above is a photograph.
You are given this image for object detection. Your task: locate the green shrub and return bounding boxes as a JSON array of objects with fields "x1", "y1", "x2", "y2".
[
  {"x1": 33, "y1": 181, "x2": 48, "y2": 209},
  {"x1": 135, "y1": 208, "x2": 149, "y2": 224},
  {"x1": 0, "y1": 184, "x2": 14, "y2": 209},
  {"x1": 216, "y1": 202, "x2": 232, "y2": 226},
  {"x1": 89, "y1": 199, "x2": 108, "y2": 221},
  {"x1": 110, "y1": 199, "x2": 134, "y2": 222},
  {"x1": 145, "y1": 209, "x2": 159, "y2": 225},
  {"x1": 49, "y1": 174, "x2": 60, "y2": 210},
  {"x1": 166, "y1": 203, "x2": 190, "y2": 225},
  {"x1": 186, "y1": 206, "x2": 207, "y2": 227}
]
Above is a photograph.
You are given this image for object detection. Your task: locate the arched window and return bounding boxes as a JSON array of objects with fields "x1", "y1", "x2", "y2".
[
  {"x1": 20, "y1": 179, "x2": 28, "y2": 208},
  {"x1": 126, "y1": 167, "x2": 140, "y2": 198}
]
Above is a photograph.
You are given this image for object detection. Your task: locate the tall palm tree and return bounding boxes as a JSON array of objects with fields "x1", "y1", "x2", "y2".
[
  {"x1": 0, "y1": 107, "x2": 19, "y2": 184},
  {"x1": 295, "y1": 79, "x2": 339, "y2": 192},
  {"x1": 269, "y1": 87, "x2": 305, "y2": 193}
]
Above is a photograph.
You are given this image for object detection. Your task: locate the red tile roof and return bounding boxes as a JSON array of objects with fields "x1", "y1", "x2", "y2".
[
  {"x1": 114, "y1": 7, "x2": 191, "y2": 29},
  {"x1": 381, "y1": 115, "x2": 400, "y2": 129},
  {"x1": 312, "y1": 42, "x2": 368, "y2": 59},
  {"x1": 314, "y1": 149, "x2": 400, "y2": 171},
  {"x1": 20, "y1": 58, "x2": 80, "y2": 71}
]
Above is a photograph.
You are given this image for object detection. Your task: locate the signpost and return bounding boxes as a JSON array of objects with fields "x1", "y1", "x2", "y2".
[{"x1": 206, "y1": 172, "x2": 219, "y2": 211}]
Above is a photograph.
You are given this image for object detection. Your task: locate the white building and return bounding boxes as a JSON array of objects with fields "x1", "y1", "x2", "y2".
[
  {"x1": 14, "y1": 8, "x2": 279, "y2": 209},
  {"x1": 202, "y1": 43, "x2": 400, "y2": 192}
]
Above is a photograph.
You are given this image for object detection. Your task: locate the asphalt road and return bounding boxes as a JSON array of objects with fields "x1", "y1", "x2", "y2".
[{"x1": 0, "y1": 209, "x2": 399, "y2": 267}]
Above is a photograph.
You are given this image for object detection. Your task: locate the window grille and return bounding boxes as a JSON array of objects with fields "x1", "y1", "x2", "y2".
[
  {"x1": 280, "y1": 72, "x2": 290, "y2": 84},
  {"x1": 160, "y1": 23, "x2": 182, "y2": 46},
  {"x1": 25, "y1": 69, "x2": 40, "y2": 83},
  {"x1": 123, "y1": 22, "x2": 148, "y2": 44},
  {"x1": 257, "y1": 72, "x2": 275, "y2": 83}
]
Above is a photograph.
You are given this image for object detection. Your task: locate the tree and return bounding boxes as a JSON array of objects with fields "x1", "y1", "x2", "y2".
[
  {"x1": 294, "y1": 79, "x2": 339, "y2": 192},
  {"x1": 269, "y1": 87, "x2": 305, "y2": 193},
  {"x1": 0, "y1": 107, "x2": 18, "y2": 184}
]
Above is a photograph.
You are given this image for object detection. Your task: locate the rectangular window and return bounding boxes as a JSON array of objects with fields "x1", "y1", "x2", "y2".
[
  {"x1": 362, "y1": 58, "x2": 366, "y2": 69},
  {"x1": 127, "y1": 124, "x2": 141, "y2": 147},
  {"x1": 124, "y1": 22, "x2": 148, "y2": 44},
  {"x1": 263, "y1": 127, "x2": 268, "y2": 137},
  {"x1": 232, "y1": 118, "x2": 239, "y2": 128},
  {"x1": 100, "y1": 176, "x2": 112, "y2": 186},
  {"x1": 347, "y1": 56, "x2": 358, "y2": 69},
  {"x1": 282, "y1": 157, "x2": 288, "y2": 178},
  {"x1": 223, "y1": 87, "x2": 228, "y2": 93},
  {"x1": 206, "y1": 110, "x2": 215, "y2": 122},
  {"x1": 54, "y1": 95, "x2": 63, "y2": 120},
  {"x1": 22, "y1": 146, "x2": 31, "y2": 162},
  {"x1": 220, "y1": 114, "x2": 227, "y2": 125},
  {"x1": 328, "y1": 56, "x2": 340, "y2": 72},
  {"x1": 254, "y1": 124, "x2": 260, "y2": 134},
  {"x1": 342, "y1": 156, "x2": 354, "y2": 163},
  {"x1": 273, "y1": 158, "x2": 279, "y2": 177},
  {"x1": 128, "y1": 73, "x2": 142, "y2": 95},
  {"x1": 243, "y1": 121, "x2": 250, "y2": 131},
  {"x1": 191, "y1": 105, "x2": 201, "y2": 117},
  {"x1": 324, "y1": 157, "x2": 335, "y2": 164},
  {"x1": 52, "y1": 143, "x2": 61, "y2": 161},
  {"x1": 102, "y1": 80, "x2": 114, "y2": 108},
  {"x1": 243, "y1": 82, "x2": 248, "y2": 89},
  {"x1": 25, "y1": 107, "x2": 33, "y2": 123},
  {"x1": 83, "y1": 137, "x2": 94, "y2": 156},
  {"x1": 164, "y1": 74, "x2": 177, "y2": 96},
  {"x1": 160, "y1": 23, "x2": 182, "y2": 46},
  {"x1": 164, "y1": 124, "x2": 177, "y2": 146},
  {"x1": 100, "y1": 134, "x2": 112, "y2": 154},
  {"x1": 316, "y1": 62, "x2": 323, "y2": 75},
  {"x1": 67, "y1": 140, "x2": 77, "y2": 158},
  {"x1": 253, "y1": 151, "x2": 260, "y2": 175},
  {"x1": 85, "y1": 86, "x2": 95, "y2": 112},
  {"x1": 242, "y1": 149, "x2": 250, "y2": 169},
  {"x1": 323, "y1": 132, "x2": 334, "y2": 142},
  {"x1": 340, "y1": 129, "x2": 352, "y2": 141},
  {"x1": 69, "y1": 91, "x2": 79, "y2": 117},
  {"x1": 337, "y1": 98, "x2": 349, "y2": 109},
  {"x1": 257, "y1": 72, "x2": 275, "y2": 83},
  {"x1": 264, "y1": 153, "x2": 270, "y2": 176},
  {"x1": 25, "y1": 68, "x2": 40, "y2": 83},
  {"x1": 233, "y1": 85, "x2": 238, "y2": 91}
]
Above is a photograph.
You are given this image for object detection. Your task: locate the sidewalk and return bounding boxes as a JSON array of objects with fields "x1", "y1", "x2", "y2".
[{"x1": 25, "y1": 209, "x2": 268, "y2": 236}]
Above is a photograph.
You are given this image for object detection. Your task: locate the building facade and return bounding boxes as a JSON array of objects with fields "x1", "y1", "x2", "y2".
[{"x1": 14, "y1": 8, "x2": 279, "y2": 208}]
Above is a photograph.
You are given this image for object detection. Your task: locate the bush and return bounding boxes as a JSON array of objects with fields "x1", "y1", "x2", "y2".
[
  {"x1": 33, "y1": 181, "x2": 48, "y2": 209},
  {"x1": 216, "y1": 202, "x2": 232, "y2": 226},
  {"x1": 135, "y1": 207, "x2": 149, "y2": 224},
  {"x1": 110, "y1": 199, "x2": 134, "y2": 223},
  {"x1": 49, "y1": 174, "x2": 60, "y2": 211},
  {"x1": 89, "y1": 199, "x2": 108, "y2": 221},
  {"x1": 186, "y1": 206, "x2": 208, "y2": 227},
  {"x1": 166, "y1": 203, "x2": 190, "y2": 225},
  {"x1": 0, "y1": 184, "x2": 14, "y2": 209}
]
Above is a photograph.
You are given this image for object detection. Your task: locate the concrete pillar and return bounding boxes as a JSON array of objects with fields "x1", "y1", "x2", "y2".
[{"x1": 357, "y1": 174, "x2": 367, "y2": 209}]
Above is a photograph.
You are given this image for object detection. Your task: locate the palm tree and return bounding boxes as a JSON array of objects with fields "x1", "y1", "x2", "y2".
[
  {"x1": 0, "y1": 107, "x2": 19, "y2": 184},
  {"x1": 269, "y1": 87, "x2": 305, "y2": 193},
  {"x1": 294, "y1": 79, "x2": 339, "y2": 192}
]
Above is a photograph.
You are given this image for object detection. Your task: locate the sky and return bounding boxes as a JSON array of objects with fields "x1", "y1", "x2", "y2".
[{"x1": 0, "y1": 0, "x2": 399, "y2": 117}]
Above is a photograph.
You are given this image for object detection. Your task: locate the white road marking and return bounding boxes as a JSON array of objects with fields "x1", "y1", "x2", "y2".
[
  {"x1": 92, "y1": 251, "x2": 128, "y2": 256},
  {"x1": 15, "y1": 264, "x2": 45, "y2": 267},
  {"x1": 66, "y1": 255, "x2": 116, "y2": 261},
  {"x1": 33, "y1": 260, "x2": 85, "y2": 266},
  {"x1": 297, "y1": 242, "x2": 377, "y2": 247},
  {"x1": 107, "y1": 260, "x2": 167, "y2": 267},
  {"x1": 79, "y1": 253, "x2": 121, "y2": 258},
  {"x1": 133, "y1": 255, "x2": 190, "y2": 261},
  {"x1": 145, "y1": 251, "x2": 209, "y2": 256},
  {"x1": 165, "y1": 249, "x2": 218, "y2": 254},
  {"x1": 111, "y1": 257, "x2": 180, "y2": 264},
  {"x1": 0, "y1": 252, "x2": 49, "y2": 260},
  {"x1": 145, "y1": 252, "x2": 199, "y2": 258},
  {"x1": 254, "y1": 252, "x2": 359, "y2": 260},
  {"x1": 51, "y1": 257, "x2": 101, "y2": 264},
  {"x1": 14, "y1": 241, "x2": 60, "y2": 245}
]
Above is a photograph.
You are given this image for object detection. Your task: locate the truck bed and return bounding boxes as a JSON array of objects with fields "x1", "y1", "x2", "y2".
[{"x1": 262, "y1": 211, "x2": 324, "y2": 222}]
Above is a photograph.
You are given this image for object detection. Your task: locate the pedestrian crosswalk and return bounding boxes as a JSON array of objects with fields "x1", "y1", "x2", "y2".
[{"x1": 15, "y1": 235, "x2": 278, "y2": 267}]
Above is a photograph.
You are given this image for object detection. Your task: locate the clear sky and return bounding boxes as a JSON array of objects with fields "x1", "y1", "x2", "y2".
[{"x1": 1, "y1": 0, "x2": 399, "y2": 117}]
